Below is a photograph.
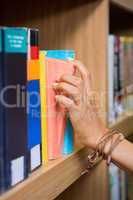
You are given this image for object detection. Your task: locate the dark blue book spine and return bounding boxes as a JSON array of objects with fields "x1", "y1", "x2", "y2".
[
  {"x1": 0, "y1": 28, "x2": 5, "y2": 194},
  {"x1": 2, "y1": 28, "x2": 28, "y2": 190}
]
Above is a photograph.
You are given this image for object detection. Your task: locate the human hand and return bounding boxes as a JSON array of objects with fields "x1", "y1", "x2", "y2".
[{"x1": 53, "y1": 60, "x2": 107, "y2": 149}]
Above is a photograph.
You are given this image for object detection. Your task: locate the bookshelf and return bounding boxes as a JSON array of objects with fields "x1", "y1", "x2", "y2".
[
  {"x1": 110, "y1": 112, "x2": 133, "y2": 138},
  {"x1": 109, "y1": 0, "x2": 133, "y2": 140},
  {"x1": 0, "y1": 147, "x2": 88, "y2": 200},
  {"x1": 111, "y1": 0, "x2": 133, "y2": 12},
  {"x1": 0, "y1": 0, "x2": 133, "y2": 199},
  {"x1": 0, "y1": 146, "x2": 105, "y2": 200},
  {"x1": 110, "y1": 0, "x2": 133, "y2": 34}
]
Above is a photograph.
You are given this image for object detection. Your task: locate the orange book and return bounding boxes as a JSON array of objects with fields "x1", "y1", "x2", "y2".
[
  {"x1": 27, "y1": 60, "x2": 42, "y2": 171},
  {"x1": 46, "y1": 58, "x2": 74, "y2": 159}
]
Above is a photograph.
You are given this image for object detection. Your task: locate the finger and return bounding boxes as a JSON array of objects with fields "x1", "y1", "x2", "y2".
[
  {"x1": 55, "y1": 95, "x2": 75, "y2": 111},
  {"x1": 68, "y1": 60, "x2": 89, "y2": 80},
  {"x1": 67, "y1": 60, "x2": 92, "y2": 97},
  {"x1": 53, "y1": 82, "x2": 79, "y2": 98},
  {"x1": 59, "y1": 74, "x2": 81, "y2": 87}
]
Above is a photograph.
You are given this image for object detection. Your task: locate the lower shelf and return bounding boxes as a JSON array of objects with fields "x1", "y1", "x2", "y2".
[
  {"x1": 0, "y1": 147, "x2": 89, "y2": 200},
  {"x1": 1, "y1": 112, "x2": 133, "y2": 200},
  {"x1": 110, "y1": 112, "x2": 133, "y2": 137}
]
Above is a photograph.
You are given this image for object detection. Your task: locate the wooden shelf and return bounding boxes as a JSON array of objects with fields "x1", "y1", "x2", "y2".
[
  {"x1": 0, "y1": 147, "x2": 90, "y2": 200},
  {"x1": 110, "y1": 112, "x2": 133, "y2": 137},
  {"x1": 111, "y1": 0, "x2": 133, "y2": 12},
  {"x1": 110, "y1": 0, "x2": 133, "y2": 34}
]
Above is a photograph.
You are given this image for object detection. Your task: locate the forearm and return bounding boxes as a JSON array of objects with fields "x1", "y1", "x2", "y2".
[
  {"x1": 90, "y1": 120, "x2": 133, "y2": 172},
  {"x1": 108, "y1": 139, "x2": 133, "y2": 172},
  {"x1": 88, "y1": 124, "x2": 133, "y2": 172}
]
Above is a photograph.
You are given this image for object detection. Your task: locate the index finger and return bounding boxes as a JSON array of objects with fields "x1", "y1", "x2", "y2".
[{"x1": 68, "y1": 60, "x2": 89, "y2": 80}]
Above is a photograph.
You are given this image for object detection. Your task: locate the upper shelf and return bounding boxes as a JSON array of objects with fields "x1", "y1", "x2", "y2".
[
  {"x1": 110, "y1": 112, "x2": 133, "y2": 138},
  {"x1": 0, "y1": 147, "x2": 90, "y2": 200},
  {"x1": 111, "y1": 0, "x2": 133, "y2": 12},
  {"x1": 110, "y1": 0, "x2": 133, "y2": 35}
]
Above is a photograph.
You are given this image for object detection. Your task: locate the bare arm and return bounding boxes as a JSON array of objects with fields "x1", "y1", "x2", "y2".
[
  {"x1": 106, "y1": 138, "x2": 133, "y2": 172},
  {"x1": 54, "y1": 60, "x2": 133, "y2": 173}
]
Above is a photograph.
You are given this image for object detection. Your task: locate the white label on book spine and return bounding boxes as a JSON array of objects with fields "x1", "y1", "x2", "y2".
[
  {"x1": 30, "y1": 144, "x2": 41, "y2": 171},
  {"x1": 11, "y1": 156, "x2": 24, "y2": 186}
]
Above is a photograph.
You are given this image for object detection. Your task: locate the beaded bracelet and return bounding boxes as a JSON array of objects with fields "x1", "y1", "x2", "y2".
[{"x1": 82, "y1": 130, "x2": 124, "y2": 175}]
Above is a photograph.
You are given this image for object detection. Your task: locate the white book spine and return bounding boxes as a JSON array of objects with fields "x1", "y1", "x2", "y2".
[
  {"x1": 109, "y1": 163, "x2": 121, "y2": 200},
  {"x1": 108, "y1": 35, "x2": 115, "y2": 123}
]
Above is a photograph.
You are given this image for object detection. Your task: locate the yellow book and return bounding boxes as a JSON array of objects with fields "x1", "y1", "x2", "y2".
[{"x1": 39, "y1": 52, "x2": 48, "y2": 163}]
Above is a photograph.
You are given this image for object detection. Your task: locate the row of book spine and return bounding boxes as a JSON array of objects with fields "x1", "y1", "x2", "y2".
[
  {"x1": 0, "y1": 27, "x2": 75, "y2": 194},
  {"x1": 108, "y1": 35, "x2": 133, "y2": 123},
  {"x1": 109, "y1": 163, "x2": 127, "y2": 200}
]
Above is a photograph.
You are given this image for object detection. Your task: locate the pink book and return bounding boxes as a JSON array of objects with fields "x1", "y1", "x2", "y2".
[{"x1": 46, "y1": 58, "x2": 74, "y2": 159}]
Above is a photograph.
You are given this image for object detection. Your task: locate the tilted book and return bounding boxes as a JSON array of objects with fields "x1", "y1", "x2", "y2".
[
  {"x1": 45, "y1": 50, "x2": 75, "y2": 155},
  {"x1": 44, "y1": 53, "x2": 75, "y2": 159}
]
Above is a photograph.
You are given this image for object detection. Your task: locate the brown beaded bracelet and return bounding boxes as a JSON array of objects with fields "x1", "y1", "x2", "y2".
[{"x1": 81, "y1": 130, "x2": 124, "y2": 175}]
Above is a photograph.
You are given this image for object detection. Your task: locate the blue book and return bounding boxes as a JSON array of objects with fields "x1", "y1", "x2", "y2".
[
  {"x1": 45, "y1": 50, "x2": 75, "y2": 60},
  {"x1": 27, "y1": 29, "x2": 41, "y2": 173},
  {"x1": 27, "y1": 80, "x2": 41, "y2": 172},
  {"x1": 63, "y1": 117, "x2": 74, "y2": 154},
  {"x1": 45, "y1": 50, "x2": 75, "y2": 155},
  {"x1": 0, "y1": 28, "x2": 5, "y2": 194},
  {"x1": 0, "y1": 27, "x2": 28, "y2": 193}
]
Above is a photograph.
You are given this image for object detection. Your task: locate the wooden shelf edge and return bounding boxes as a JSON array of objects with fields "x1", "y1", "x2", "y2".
[
  {"x1": 109, "y1": 112, "x2": 133, "y2": 137},
  {"x1": 0, "y1": 147, "x2": 89, "y2": 200},
  {"x1": 111, "y1": 0, "x2": 133, "y2": 13}
]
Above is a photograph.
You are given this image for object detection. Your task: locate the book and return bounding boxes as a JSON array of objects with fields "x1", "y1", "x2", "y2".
[
  {"x1": 119, "y1": 37, "x2": 125, "y2": 113},
  {"x1": 119, "y1": 170, "x2": 127, "y2": 200},
  {"x1": 41, "y1": 52, "x2": 75, "y2": 159},
  {"x1": 63, "y1": 118, "x2": 74, "y2": 155},
  {"x1": 119, "y1": 37, "x2": 125, "y2": 91},
  {"x1": 126, "y1": 172, "x2": 133, "y2": 200},
  {"x1": 109, "y1": 164, "x2": 121, "y2": 200},
  {"x1": 0, "y1": 27, "x2": 28, "y2": 193},
  {"x1": 108, "y1": 35, "x2": 115, "y2": 123},
  {"x1": 114, "y1": 36, "x2": 123, "y2": 118},
  {"x1": 27, "y1": 29, "x2": 42, "y2": 172},
  {"x1": 45, "y1": 50, "x2": 75, "y2": 61},
  {"x1": 27, "y1": 59, "x2": 41, "y2": 172},
  {"x1": 45, "y1": 50, "x2": 75, "y2": 155},
  {"x1": 109, "y1": 165, "x2": 127, "y2": 200},
  {"x1": 0, "y1": 28, "x2": 4, "y2": 193},
  {"x1": 108, "y1": 35, "x2": 133, "y2": 123},
  {"x1": 123, "y1": 37, "x2": 133, "y2": 113},
  {"x1": 39, "y1": 52, "x2": 48, "y2": 163},
  {"x1": 28, "y1": 29, "x2": 39, "y2": 60}
]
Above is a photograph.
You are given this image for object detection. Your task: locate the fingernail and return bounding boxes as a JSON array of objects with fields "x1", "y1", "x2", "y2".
[
  {"x1": 55, "y1": 95, "x2": 60, "y2": 99},
  {"x1": 52, "y1": 82, "x2": 58, "y2": 87}
]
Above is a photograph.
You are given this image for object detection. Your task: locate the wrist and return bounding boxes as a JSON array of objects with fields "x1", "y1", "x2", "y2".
[
  {"x1": 89, "y1": 126, "x2": 109, "y2": 150},
  {"x1": 103, "y1": 134, "x2": 117, "y2": 155},
  {"x1": 86, "y1": 130, "x2": 125, "y2": 170}
]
